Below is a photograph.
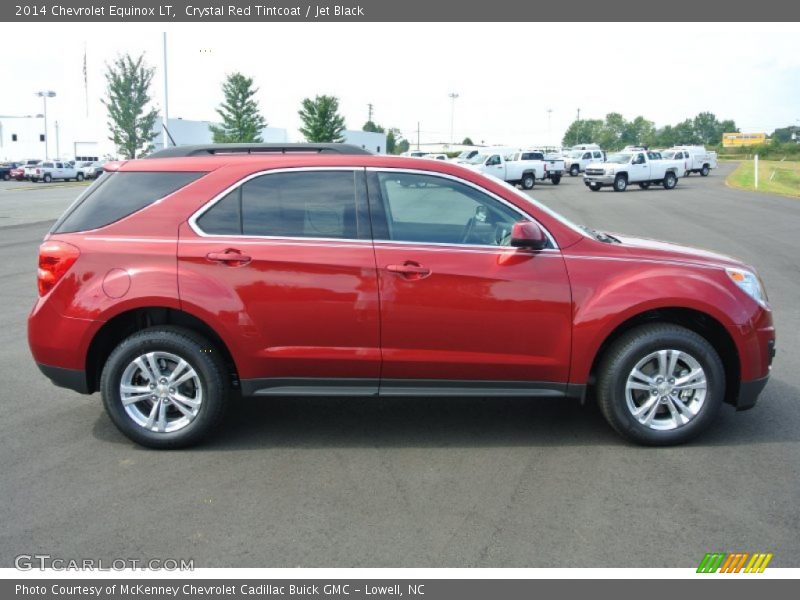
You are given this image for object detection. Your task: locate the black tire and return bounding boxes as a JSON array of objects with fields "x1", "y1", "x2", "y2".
[
  {"x1": 2, "y1": 173, "x2": 9, "y2": 181},
  {"x1": 31, "y1": 177, "x2": 39, "y2": 183},
  {"x1": 43, "y1": 173, "x2": 52, "y2": 183},
  {"x1": 596, "y1": 323, "x2": 725, "y2": 446},
  {"x1": 700, "y1": 165, "x2": 710, "y2": 177},
  {"x1": 613, "y1": 174, "x2": 628, "y2": 192},
  {"x1": 521, "y1": 173, "x2": 535, "y2": 190},
  {"x1": 76, "y1": 172, "x2": 85, "y2": 181},
  {"x1": 663, "y1": 172, "x2": 677, "y2": 189},
  {"x1": 589, "y1": 182, "x2": 601, "y2": 192},
  {"x1": 638, "y1": 182, "x2": 651, "y2": 190},
  {"x1": 550, "y1": 175, "x2": 561, "y2": 185},
  {"x1": 101, "y1": 327, "x2": 229, "y2": 449},
  {"x1": 569, "y1": 164, "x2": 580, "y2": 177}
]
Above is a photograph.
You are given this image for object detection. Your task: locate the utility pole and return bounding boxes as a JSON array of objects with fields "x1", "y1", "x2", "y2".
[
  {"x1": 162, "y1": 32, "x2": 170, "y2": 148},
  {"x1": 35, "y1": 91, "x2": 56, "y2": 160},
  {"x1": 448, "y1": 92, "x2": 459, "y2": 144},
  {"x1": 576, "y1": 108, "x2": 581, "y2": 143},
  {"x1": 417, "y1": 122, "x2": 420, "y2": 150},
  {"x1": 547, "y1": 108, "x2": 553, "y2": 142},
  {"x1": 55, "y1": 121, "x2": 60, "y2": 159},
  {"x1": 367, "y1": 103, "x2": 374, "y2": 123}
]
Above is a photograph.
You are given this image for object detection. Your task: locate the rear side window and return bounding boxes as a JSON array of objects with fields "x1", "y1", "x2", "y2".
[
  {"x1": 196, "y1": 171, "x2": 359, "y2": 240},
  {"x1": 52, "y1": 171, "x2": 205, "y2": 234}
]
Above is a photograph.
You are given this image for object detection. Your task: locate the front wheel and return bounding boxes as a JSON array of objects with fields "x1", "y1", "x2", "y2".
[
  {"x1": 76, "y1": 172, "x2": 85, "y2": 181},
  {"x1": 613, "y1": 174, "x2": 628, "y2": 192},
  {"x1": 521, "y1": 173, "x2": 535, "y2": 190},
  {"x1": 589, "y1": 182, "x2": 601, "y2": 192},
  {"x1": 100, "y1": 327, "x2": 229, "y2": 449},
  {"x1": 596, "y1": 323, "x2": 724, "y2": 445},
  {"x1": 663, "y1": 172, "x2": 677, "y2": 189}
]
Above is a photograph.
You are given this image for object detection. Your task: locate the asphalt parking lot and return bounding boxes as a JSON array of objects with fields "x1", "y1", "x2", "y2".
[{"x1": 0, "y1": 163, "x2": 798, "y2": 568}]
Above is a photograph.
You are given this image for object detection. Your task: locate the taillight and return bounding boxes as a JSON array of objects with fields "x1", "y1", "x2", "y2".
[{"x1": 37, "y1": 241, "x2": 80, "y2": 296}]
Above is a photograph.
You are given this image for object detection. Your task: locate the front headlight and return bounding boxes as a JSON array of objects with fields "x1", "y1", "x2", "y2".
[{"x1": 726, "y1": 268, "x2": 768, "y2": 307}]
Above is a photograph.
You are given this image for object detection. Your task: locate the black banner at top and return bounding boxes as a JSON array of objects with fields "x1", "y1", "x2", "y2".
[{"x1": 3, "y1": 0, "x2": 800, "y2": 22}]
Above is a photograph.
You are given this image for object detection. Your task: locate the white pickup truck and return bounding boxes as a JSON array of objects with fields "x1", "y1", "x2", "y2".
[
  {"x1": 25, "y1": 160, "x2": 83, "y2": 183},
  {"x1": 563, "y1": 147, "x2": 606, "y2": 176},
  {"x1": 661, "y1": 146, "x2": 718, "y2": 177},
  {"x1": 583, "y1": 150, "x2": 683, "y2": 192},
  {"x1": 464, "y1": 150, "x2": 561, "y2": 188}
]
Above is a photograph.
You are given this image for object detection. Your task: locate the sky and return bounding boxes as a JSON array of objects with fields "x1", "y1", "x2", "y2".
[{"x1": 1, "y1": 22, "x2": 799, "y2": 154}]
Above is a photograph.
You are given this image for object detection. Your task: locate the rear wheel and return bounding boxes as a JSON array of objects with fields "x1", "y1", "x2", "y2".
[
  {"x1": 613, "y1": 174, "x2": 628, "y2": 192},
  {"x1": 663, "y1": 172, "x2": 677, "y2": 189},
  {"x1": 76, "y1": 172, "x2": 85, "y2": 181},
  {"x1": 43, "y1": 174, "x2": 52, "y2": 183},
  {"x1": 521, "y1": 173, "x2": 535, "y2": 190},
  {"x1": 700, "y1": 165, "x2": 710, "y2": 177},
  {"x1": 101, "y1": 327, "x2": 229, "y2": 449},
  {"x1": 569, "y1": 164, "x2": 580, "y2": 177},
  {"x1": 596, "y1": 323, "x2": 724, "y2": 445},
  {"x1": 2, "y1": 173, "x2": 9, "y2": 181}
]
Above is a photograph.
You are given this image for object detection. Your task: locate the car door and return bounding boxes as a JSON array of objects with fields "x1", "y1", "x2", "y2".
[
  {"x1": 177, "y1": 168, "x2": 381, "y2": 396},
  {"x1": 629, "y1": 153, "x2": 648, "y2": 181},
  {"x1": 367, "y1": 169, "x2": 573, "y2": 395}
]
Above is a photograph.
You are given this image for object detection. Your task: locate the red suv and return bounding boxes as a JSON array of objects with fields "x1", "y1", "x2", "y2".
[{"x1": 28, "y1": 144, "x2": 776, "y2": 448}]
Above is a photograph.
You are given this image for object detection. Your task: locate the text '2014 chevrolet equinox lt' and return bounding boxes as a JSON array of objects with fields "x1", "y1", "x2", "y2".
[{"x1": 28, "y1": 144, "x2": 776, "y2": 448}]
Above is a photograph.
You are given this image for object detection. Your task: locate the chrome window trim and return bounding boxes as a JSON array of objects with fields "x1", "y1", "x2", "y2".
[
  {"x1": 188, "y1": 165, "x2": 559, "y2": 251},
  {"x1": 366, "y1": 167, "x2": 559, "y2": 250},
  {"x1": 188, "y1": 166, "x2": 365, "y2": 242}
]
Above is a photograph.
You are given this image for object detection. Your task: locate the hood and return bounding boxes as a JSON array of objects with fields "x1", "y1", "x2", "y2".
[{"x1": 612, "y1": 234, "x2": 748, "y2": 270}]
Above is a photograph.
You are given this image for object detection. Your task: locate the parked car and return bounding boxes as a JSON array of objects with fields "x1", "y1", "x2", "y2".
[
  {"x1": 28, "y1": 143, "x2": 775, "y2": 448},
  {"x1": 0, "y1": 162, "x2": 20, "y2": 181},
  {"x1": 401, "y1": 150, "x2": 428, "y2": 158},
  {"x1": 9, "y1": 164, "x2": 27, "y2": 181},
  {"x1": 583, "y1": 150, "x2": 683, "y2": 191},
  {"x1": 564, "y1": 148, "x2": 606, "y2": 176},
  {"x1": 662, "y1": 146, "x2": 718, "y2": 177},
  {"x1": 506, "y1": 150, "x2": 566, "y2": 185},
  {"x1": 451, "y1": 149, "x2": 481, "y2": 163},
  {"x1": 424, "y1": 153, "x2": 449, "y2": 161},
  {"x1": 26, "y1": 160, "x2": 83, "y2": 183},
  {"x1": 78, "y1": 160, "x2": 105, "y2": 179},
  {"x1": 465, "y1": 149, "x2": 551, "y2": 189}
]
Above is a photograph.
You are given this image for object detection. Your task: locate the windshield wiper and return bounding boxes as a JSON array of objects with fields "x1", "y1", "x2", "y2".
[{"x1": 581, "y1": 226, "x2": 621, "y2": 244}]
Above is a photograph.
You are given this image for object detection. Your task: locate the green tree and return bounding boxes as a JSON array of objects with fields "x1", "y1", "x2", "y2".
[
  {"x1": 102, "y1": 53, "x2": 159, "y2": 158},
  {"x1": 362, "y1": 120, "x2": 385, "y2": 133},
  {"x1": 693, "y1": 112, "x2": 724, "y2": 145},
  {"x1": 209, "y1": 72, "x2": 267, "y2": 143},
  {"x1": 299, "y1": 95, "x2": 346, "y2": 143},
  {"x1": 597, "y1": 113, "x2": 628, "y2": 151},
  {"x1": 562, "y1": 119, "x2": 603, "y2": 146},
  {"x1": 772, "y1": 125, "x2": 800, "y2": 143},
  {"x1": 385, "y1": 128, "x2": 405, "y2": 154},
  {"x1": 395, "y1": 137, "x2": 410, "y2": 154},
  {"x1": 623, "y1": 116, "x2": 656, "y2": 147},
  {"x1": 462, "y1": 137, "x2": 474, "y2": 145},
  {"x1": 673, "y1": 119, "x2": 698, "y2": 145}
]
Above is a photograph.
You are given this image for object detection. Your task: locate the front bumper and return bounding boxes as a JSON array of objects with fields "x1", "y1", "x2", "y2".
[
  {"x1": 583, "y1": 175, "x2": 615, "y2": 186},
  {"x1": 735, "y1": 375, "x2": 770, "y2": 411}
]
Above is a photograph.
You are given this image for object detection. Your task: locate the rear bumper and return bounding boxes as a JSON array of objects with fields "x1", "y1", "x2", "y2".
[{"x1": 36, "y1": 363, "x2": 90, "y2": 394}]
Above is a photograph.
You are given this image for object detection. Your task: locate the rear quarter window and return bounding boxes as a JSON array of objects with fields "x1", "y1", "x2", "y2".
[{"x1": 52, "y1": 171, "x2": 205, "y2": 234}]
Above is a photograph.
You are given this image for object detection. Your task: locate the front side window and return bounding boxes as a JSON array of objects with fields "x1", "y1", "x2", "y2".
[
  {"x1": 196, "y1": 170, "x2": 359, "y2": 240},
  {"x1": 374, "y1": 172, "x2": 521, "y2": 247},
  {"x1": 486, "y1": 155, "x2": 501, "y2": 166},
  {"x1": 582, "y1": 152, "x2": 591, "y2": 159},
  {"x1": 593, "y1": 151, "x2": 603, "y2": 158}
]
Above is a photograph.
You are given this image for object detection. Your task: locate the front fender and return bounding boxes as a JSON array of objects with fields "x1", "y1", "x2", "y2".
[{"x1": 565, "y1": 255, "x2": 762, "y2": 384}]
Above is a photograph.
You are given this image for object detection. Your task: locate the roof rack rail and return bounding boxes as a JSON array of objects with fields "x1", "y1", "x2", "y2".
[{"x1": 146, "y1": 143, "x2": 373, "y2": 159}]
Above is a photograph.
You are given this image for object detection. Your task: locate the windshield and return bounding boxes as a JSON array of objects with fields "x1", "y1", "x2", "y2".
[
  {"x1": 606, "y1": 153, "x2": 633, "y2": 164},
  {"x1": 456, "y1": 151, "x2": 474, "y2": 159},
  {"x1": 466, "y1": 153, "x2": 489, "y2": 165}
]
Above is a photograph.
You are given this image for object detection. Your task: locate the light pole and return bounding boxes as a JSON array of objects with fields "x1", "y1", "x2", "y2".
[
  {"x1": 448, "y1": 92, "x2": 459, "y2": 144},
  {"x1": 35, "y1": 91, "x2": 56, "y2": 159}
]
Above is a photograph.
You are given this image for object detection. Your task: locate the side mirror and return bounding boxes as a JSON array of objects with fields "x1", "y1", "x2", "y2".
[{"x1": 510, "y1": 221, "x2": 548, "y2": 250}]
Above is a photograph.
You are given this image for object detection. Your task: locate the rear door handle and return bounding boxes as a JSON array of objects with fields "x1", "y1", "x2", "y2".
[
  {"x1": 206, "y1": 250, "x2": 252, "y2": 265},
  {"x1": 386, "y1": 261, "x2": 431, "y2": 280}
]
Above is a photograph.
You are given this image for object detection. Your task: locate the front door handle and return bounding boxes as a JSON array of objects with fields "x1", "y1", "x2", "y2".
[
  {"x1": 206, "y1": 249, "x2": 252, "y2": 266},
  {"x1": 386, "y1": 261, "x2": 431, "y2": 280}
]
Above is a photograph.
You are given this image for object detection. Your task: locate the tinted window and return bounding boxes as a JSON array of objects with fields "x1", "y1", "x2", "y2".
[
  {"x1": 582, "y1": 152, "x2": 591, "y2": 159},
  {"x1": 375, "y1": 172, "x2": 520, "y2": 246},
  {"x1": 196, "y1": 171, "x2": 359, "y2": 239},
  {"x1": 52, "y1": 171, "x2": 204, "y2": 234},
  {"x1": 521, "y1": 152, "x2": 543, "y2": 160},
  {"x1": 593, "y1": 151, "x2": 602, "y2": 158}
]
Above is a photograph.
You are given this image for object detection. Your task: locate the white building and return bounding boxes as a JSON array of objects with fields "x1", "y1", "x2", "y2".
[{"x1": 0, "y1": 115, "x2": 102, "y2": 162}]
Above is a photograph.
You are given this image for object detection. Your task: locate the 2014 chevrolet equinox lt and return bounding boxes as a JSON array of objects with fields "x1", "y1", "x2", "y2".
[{"x1": 28, "y1": 144, "x2": 776, "y2": 448}]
